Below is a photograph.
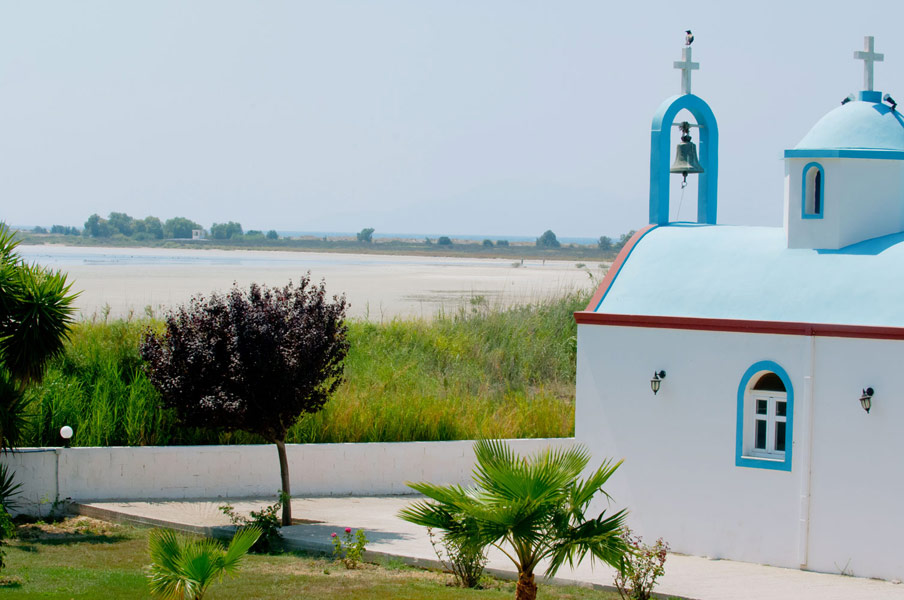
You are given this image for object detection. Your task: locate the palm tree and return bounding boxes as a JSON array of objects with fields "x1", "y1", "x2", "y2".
[
  {"x1": 0, "y1": 222, "x2": 77, "y2": 449},
  {"x1": 400, "y1": 439, "x2": 629, "y2": 600},
  {"x1": 148, "y1": 527, "x2": 261, "y2": 600}
]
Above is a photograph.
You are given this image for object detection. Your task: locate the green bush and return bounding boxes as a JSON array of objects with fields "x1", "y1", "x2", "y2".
[
  {"x1": 219, "y1": 496, "x2": 283, "y2": 553},
  {"x1": 0, "y1": 505, "x2": 14, "y2": 571}
]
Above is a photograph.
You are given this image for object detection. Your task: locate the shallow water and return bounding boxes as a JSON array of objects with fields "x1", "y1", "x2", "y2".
[{"x1": 18, "y1": 244, "x2": 603, "y2": 321}]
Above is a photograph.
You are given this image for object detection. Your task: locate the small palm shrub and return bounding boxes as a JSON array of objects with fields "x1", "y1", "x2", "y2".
[
  {"x1": 400, "y1": 439, "x2": 628, "y2": 600},
  {"x1": 147, "y1": 526, "x2": 261, "y2": 600}
]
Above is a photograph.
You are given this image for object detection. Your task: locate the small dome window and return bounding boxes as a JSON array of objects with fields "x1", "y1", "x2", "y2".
[{"x1": 802, "y1": 163, "x2": 825, "y2": 219}]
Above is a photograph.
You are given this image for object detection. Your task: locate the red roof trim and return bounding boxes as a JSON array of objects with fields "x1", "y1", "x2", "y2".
[
  {"x1": 585, "y1": 225, "x2": 658, "y2": 312},
  {"x1": 573, "y1": 312, "x2": 904, "y2": 340}
]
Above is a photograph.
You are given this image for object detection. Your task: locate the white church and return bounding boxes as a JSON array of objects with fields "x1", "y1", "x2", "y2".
[{"x1": 575, "y1": 37, "x2": 904, "y2": 581}]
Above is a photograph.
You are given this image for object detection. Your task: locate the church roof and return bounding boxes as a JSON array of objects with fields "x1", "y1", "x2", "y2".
[
  {"x1": 793, "y1": 99, "x2": 904, "y2": 152},
  {"x1": 591, "y1": 224, "x2": 904, "y2": 327}
]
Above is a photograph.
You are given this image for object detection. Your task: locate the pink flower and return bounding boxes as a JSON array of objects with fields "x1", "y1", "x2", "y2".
[
  {"x1": 331, "y1": 532, "x2": 337, "y2": 538},
  {"x1": 345, "y1": 527, "x2": 351, "y2": 533}
]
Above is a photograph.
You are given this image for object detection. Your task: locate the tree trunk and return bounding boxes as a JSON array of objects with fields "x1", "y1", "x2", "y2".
[
  {"x1": 515, "y1": 570, "x2": 537, "y2": 600},
  {"x1": 275, "y1": 439, "x2": 292, "y2": 526}
]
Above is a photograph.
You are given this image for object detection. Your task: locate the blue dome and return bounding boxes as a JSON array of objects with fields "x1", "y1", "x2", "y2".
[{"x1": 795, "y1": 100, "x2": 904, "y2": 151}]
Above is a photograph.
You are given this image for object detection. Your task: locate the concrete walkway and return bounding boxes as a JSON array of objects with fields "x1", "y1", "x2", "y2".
[{"x1": 76, "y1": 496, "x2": 904, "y2": 600}]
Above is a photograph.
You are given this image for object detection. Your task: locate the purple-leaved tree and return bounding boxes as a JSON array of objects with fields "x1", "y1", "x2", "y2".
[{"x1": 140, "y1": 277, "x2": 348, "y2": 525}]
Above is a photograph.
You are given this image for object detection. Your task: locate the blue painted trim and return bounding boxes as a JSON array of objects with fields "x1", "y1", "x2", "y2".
[
  {"x1": 592, "y1": 225, "x2": 659, "y2": 311},
  {"x1": 649, "y1": 94, "x2": 719, "y2": 226},
  {"x1": 859, "y1": 91, "x2": 882, "y2": 102},
  {"x1": 800, "y1": 162, "x2": 824, "y2": 220},
  {"x1": 735, "y1": 361, "x2": 794, "y2": 472},
  {"x1": 785, "y1": 149, "x2": 904, "y2": 160}
]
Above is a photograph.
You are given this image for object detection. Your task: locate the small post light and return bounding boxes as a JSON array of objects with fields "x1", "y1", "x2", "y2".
[
  {"x1": 60, "y1": 425, "x2": 73, "y2": 448},
  {"x1": 859, "y1": 388, "x2": 874, "y2": 414},
  {"x1": 650, "y1": 370, "x2": 667, "y2": 395}
]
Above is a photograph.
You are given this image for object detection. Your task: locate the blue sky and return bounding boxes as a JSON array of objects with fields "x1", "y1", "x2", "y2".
[{"x1": 2, "y1": 1, "x2": 902, "y2": 238}]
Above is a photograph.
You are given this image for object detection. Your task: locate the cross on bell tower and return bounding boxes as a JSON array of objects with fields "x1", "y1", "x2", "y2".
[
  {"x1": 674, "y1": 47, "x2": 699, "y2": 95},
  {"x1": 854, "y1": 36, "x2": 883, "y2": 92}
]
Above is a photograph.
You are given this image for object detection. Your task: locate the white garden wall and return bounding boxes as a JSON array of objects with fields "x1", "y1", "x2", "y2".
[
  {"x1": 575, "y1": 322, "x2": 904, "y2": 582},
  {"x1": 2, "y1": 438, "x2": 573, "y2": 515}
]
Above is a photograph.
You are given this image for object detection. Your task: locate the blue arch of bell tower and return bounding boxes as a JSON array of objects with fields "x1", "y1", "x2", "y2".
[{"x1": 649, "y1": 94, "x2": 719, "y2": 225}]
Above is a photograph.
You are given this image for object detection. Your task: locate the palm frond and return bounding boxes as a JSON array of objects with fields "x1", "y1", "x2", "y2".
[
  {"x1": 148, "y1": 527, "x2": 258, "y2": 600},
  {"x1": 0, "y1": 263, "x2": 78, "y2": 384},
  {"x1": 544, "y1": 508, "x2": 629, "y2": 577},
  {"x1": 222, "y1": 526, "x2": 261, "y2": 571},
  {"x1": 0, "y1": 463, "x2": 22, "y2": 511},
  {"x1": 148, "y1": 528, "x2": 194, "y2": 600},
  {"x1": 0, "y1": 370, "x2": 28, "y2": 450}
]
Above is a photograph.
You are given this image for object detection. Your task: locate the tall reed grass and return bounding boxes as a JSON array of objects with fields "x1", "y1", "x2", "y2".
[{"x1": 22, "y1": 290, "x2": 588, "y2": 447}]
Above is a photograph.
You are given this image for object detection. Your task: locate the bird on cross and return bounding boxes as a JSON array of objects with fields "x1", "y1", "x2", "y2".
[{"x1": 685, "y1": 30, "x2": 694, "y2": 46}]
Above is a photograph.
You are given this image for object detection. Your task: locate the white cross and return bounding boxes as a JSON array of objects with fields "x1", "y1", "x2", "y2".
[
  {"x1": 854, "y1": 36, "x2": 884, "y2": 91},
  {"x1": 674, "y1": 46, "x2": 699, "y2": 95}
]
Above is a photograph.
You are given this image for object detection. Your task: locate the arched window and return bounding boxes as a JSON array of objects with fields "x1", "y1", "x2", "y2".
[
  {"x1": 736, "y1": 361, "x2": 794, "y2": 471},
  {"x1": 802, "y1": 163, "x2": 825, "y2": 219}
]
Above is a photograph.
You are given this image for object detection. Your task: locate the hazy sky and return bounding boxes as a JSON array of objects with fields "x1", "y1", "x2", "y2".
[{"x1": 2, "y1": 1, "x2": 902, "y2": 238}]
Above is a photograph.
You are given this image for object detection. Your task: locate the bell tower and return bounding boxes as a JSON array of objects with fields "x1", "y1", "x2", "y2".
[{"x1": 649, "y1": 45, "x2": 719, "y2": 226}]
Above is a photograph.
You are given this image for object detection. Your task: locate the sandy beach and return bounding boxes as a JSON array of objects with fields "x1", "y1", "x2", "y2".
[{"x1": 18, "y1": 245, "x2": 606, "y2": 321}]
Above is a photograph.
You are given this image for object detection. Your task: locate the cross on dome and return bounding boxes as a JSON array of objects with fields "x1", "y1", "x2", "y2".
[
  {"x1": 854, "y1": 36, "x2": 884, "y2": 92},
  {"x1": 674, "y1": 46, "x2": 699, "y2": 95}
]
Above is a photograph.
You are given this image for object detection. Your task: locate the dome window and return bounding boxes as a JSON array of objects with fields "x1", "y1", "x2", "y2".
[{"x1": 802, "y1": 163, "x2": 825, "y2": 219}]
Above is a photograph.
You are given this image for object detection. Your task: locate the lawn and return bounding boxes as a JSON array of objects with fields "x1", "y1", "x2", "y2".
[{"x1": 1, "y1": 517, "x2": 623, "y2": 599}]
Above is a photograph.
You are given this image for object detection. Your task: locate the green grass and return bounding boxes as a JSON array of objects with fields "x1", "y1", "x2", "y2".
[
  {"x1": 1, "y1": 518, "x2": 623, "y2": 599},
  {"x1": 21, "y1": 290, "x2": 587, "y2": 446}
]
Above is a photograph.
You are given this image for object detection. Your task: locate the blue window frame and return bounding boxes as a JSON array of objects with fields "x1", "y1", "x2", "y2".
[
  {"x1": 801, "y1": 162, "x2": 825, "y2": 219},
  {"x1": 735, "y1": 361, "x2": 794, "y2": 471}
]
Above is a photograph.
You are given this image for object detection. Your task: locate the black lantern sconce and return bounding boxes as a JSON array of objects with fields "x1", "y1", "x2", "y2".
[
  {"x1": 859, "y1": 387, "x2": 874, "y2": 414},
  {"x1": 650, "y1": 371, "x2": 666, "y2": 395}
]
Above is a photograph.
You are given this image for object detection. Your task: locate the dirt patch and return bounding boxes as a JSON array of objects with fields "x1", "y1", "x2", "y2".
[{"x1": 16, "y1": 517, "x2": 123, "y2": 541}]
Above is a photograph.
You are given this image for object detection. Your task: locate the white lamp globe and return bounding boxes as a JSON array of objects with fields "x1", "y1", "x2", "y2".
[{"x1": 60, "y1": 425, "x2": 73, "y2": 440}]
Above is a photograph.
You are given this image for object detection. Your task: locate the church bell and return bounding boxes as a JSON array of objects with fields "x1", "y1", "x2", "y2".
[{"x1": 670, "y1": 121, "x2": 704, "y2": 185}]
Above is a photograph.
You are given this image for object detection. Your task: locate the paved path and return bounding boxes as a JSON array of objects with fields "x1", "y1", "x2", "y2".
[{"x1": 76, "y1": 496, "x2": 904, "y2": 600}]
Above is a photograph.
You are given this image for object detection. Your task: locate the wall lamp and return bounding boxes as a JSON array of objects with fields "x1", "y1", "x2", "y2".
[
  {"x1": 650, "y1": 371, "x2": 667, "y2": 395},
  {"x1": 859, "y1": 388, "x2": 874, "y2": 414}
]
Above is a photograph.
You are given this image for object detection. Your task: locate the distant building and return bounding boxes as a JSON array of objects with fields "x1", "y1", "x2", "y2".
[
  {"x1": 575, "y1": 37, "x2": 903, "y2": 581},
  {"x1": 192, "y1": 229, "x2": 205, "y2": 240}
]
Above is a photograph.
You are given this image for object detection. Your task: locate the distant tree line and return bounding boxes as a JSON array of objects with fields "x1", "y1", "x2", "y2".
[
  {"x1": 40, "y1": 216, "x2": 637, "y2": 253},
  {"x1": 78, "y1": 212, "x2": 278, "y2": 241}
]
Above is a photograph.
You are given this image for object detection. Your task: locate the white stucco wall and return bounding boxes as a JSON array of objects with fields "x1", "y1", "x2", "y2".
[
  {"x1": 2, "y1": 438, "x2": 573, "y2": 514},
  {"x1": 785, "y1": 157, "x2": 904, "y2": 249},
  {"x1": 805, "y1": 337, "x2": 903, "y2": 580},
  {"x1": 576, "y1": 322, "x2": 904, "y2": 581}
]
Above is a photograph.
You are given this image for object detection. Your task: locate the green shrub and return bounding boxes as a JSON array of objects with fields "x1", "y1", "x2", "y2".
[
  {"x1": 0, "y1": 505, "x2": 15, "y2": 571},
  {"x1": 614, "y1": 529, "x2": 670, "y2": 600},
  {"x1": 219, "y1": 495, "x2": 283, "y2": 553},
  {"x1": 331, "y1": 527, "x2": 368, "y2": 569},
  {"x1": 428, "y1": 527, "x2": 487, "y2": 588}
]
